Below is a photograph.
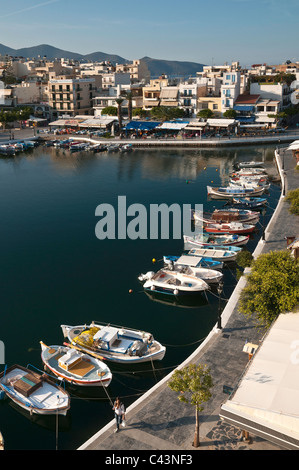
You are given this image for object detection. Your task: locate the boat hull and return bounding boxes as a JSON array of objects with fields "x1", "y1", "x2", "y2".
[
  {"x1": 184, "y1": 234, "x2": 249, "y2": 248},
  {"x1": 40, "y1": 343, "x2": 112, "y2": 387},
  {"x1": 0, "y1": 365, "x2": 70, "y2": 416},
  {"x1": 61, "y1": 324, "x2": 166, "y2": 364}
]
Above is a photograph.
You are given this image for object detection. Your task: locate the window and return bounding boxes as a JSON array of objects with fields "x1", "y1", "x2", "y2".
[
  {"x1": 226, "y1": 75, "x2": 231, "y2": 80},
  {"x1": 213, "y1": 104, "x2": 218, "y2": 110}
]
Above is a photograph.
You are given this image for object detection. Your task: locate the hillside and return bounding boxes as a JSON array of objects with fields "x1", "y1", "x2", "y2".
[{"x1": 0, "y1": 43, "x2": 205, "y2": 77}]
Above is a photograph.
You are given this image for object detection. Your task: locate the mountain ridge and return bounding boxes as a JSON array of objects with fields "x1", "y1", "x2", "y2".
[{"x1": 0, "y1": 43, "x2": 204, "y2": 77}]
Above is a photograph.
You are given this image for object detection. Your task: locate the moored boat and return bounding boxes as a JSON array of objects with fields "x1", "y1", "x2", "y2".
[
  {"x1": 204, "y1": 222, "x2": 256, "y2": 234},
  {"x1": 186, "y1": 246, "x2": 241, "y2": 262},
  {"x1": 229, "y1": 179, "x2": 270, "y2": 191},
  {"x1": 231, "y1": 197, "x2": 267, "y2": 209},
  {"x1": 61, "y1": 322, "x2": 166, "y2": 364},
  {"x1": 231, "y1": 168, "x2": 267, "y2": 177},
  {"x1": 207, "y1": 185, "x2": 265, "y2": 199},
  {"x1": 40, "y1": 342, "x2": 112, "y2": 387},
  {"x1": 236, "y1": 161, "x2": 265, "y2": 168},
  {"x1": 193, "y1": 208, "x2": 259, "y2": 225},
  {"x1": 140, "y1": 269, "x2": 210, "y2": 295},
  {"x1": 184, "y1": 232, "x2": 250, "y2": 248},
  {"x1": 0, "y1": 365, "x2": 70, "y2": 416},
  {"x1": 157, "y1": 256, "x2": 223, "y2": 284},
  {"x1": 163, "y1": 254, "x2": 223, "y2": 270}
]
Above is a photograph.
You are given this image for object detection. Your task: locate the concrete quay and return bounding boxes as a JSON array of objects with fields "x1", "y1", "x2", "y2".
[
  {"x1": 78, "y1": 144, "x2": 299, "y2": 452},
  {"x1": 2, "y1": 127, "x2": 299, "y2": 148}
]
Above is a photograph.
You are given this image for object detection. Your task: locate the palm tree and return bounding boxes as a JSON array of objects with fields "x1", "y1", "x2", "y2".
[{"x1": 115, "y1": 98, "x2": 124, "y2": 136}]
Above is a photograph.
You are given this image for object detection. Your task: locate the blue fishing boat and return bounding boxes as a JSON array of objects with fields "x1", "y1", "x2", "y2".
[
  {"x1": 207, "y1": 185, "x2": 265, "y2": 199},
  {"x1": 231, "y1": 197, "x2": 267, "y2": 209},
  {"x1": 163, "y1": 255, "x2": 223, "y2": 270}
]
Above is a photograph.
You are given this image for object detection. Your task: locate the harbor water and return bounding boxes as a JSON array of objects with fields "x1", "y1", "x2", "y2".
[{"x1": 0, "y1": 143, "x2": 281, "y2": 450}]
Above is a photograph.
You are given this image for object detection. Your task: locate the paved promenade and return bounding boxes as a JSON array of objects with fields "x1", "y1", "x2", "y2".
[{"x1": 78, "y1": 144, "x2": 299, "y2": 452}]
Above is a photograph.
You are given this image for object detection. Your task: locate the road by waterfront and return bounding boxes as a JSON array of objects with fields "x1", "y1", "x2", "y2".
[{"x1": 78, "y1": 144, "x2": 299, "y2": 451}]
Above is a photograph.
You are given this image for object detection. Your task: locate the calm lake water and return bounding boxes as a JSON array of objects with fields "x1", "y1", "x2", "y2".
[{"x1": 0, "y1": 143, "x2": 280, "y2": 450}]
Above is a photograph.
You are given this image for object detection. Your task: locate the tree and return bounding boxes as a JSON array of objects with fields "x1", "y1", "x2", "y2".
[
  {"x1": 101, "y1": 106, "x2": 117, "y2": 116},
  {"x1": 286, "y1": 188, "x2": 299, "y2": 215},
  {"x1": 167, "y1": 363, "x2": 213, "y2": 448},
  {"x1": 115, "y1": 98, "x2": 124, "y2": 135},
  {"x1": 132, "y1": 108, "x2": 148, "y2": 118},
  {"x1": 239, "y1": 251, "x2": 299, "y2": 329},
  {"x1": 150, "y1": 106, "x2": 185, "y2": 121},
  {"x1": 197, "y1": 109, "x2": 214, "y2": 119},
  {"x1": 0, "y1": 109, "x2": 15, "y2": 130},
  {"x1": 122, "y1": 91, "x2": 133, "y2": 121},
  {"x1": 223, "y1": 109, "x2": 237, "y2": 119}
]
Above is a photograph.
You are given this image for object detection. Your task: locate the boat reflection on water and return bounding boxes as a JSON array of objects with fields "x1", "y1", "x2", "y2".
[
  {"x1": 144, "y1": 290, "x2": 209, "y2": 308},
  {"x1": 8, "y1": 400, "x2": 72, "y2": 433}
]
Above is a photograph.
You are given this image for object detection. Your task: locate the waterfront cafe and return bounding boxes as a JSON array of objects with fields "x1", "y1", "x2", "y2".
[
  {"x1": 220, "y1": 312, "x2": 299, "y2": 450},
  {"x1": 49, "y1": 116, "x2": 117, "y2": 134},
  {"x1": 183, "y1": 118, "x2": 239, "y2": 138},
  {"x1": 123, "y1": 120, "x2": 161, "y2": 138}
]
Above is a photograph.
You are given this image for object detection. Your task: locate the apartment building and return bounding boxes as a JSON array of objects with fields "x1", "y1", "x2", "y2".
[
  {"x1": 93, "y1": 84, "x2": 130, "y2": 117},
  {"x1": 250, "y1": 81, "x2": 292, "y2": 109},
  {"x1": 102, "y1": 72, "x2": 130, "y2": 90},
  {"x1": 142, "y1": 77, "x2": 169, "y2": 110},
  {"x1": 49, "y1": 77, "x2": 98, "y2": 118},
  {"x1": 221, "y1": 71, "x2": 241, "y2": 113},
  {"x1": 115, "y1": 60, "x2": 150, "y2": 84}
]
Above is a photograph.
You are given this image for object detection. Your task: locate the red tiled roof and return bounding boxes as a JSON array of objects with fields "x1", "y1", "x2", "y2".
[{"x1": 235, "y1": 94, "x2": 260, "y2": 104}]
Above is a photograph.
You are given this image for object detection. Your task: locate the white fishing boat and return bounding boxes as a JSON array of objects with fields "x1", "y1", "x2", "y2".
[
  {"x1": 204, "y1": 222, "x2": 256, "y2": 234},
  {"x1": 120, "y1": 144, "x2": 133, "y2": 153},
  {"x1": 163, "y1": 254, "x2": 223, "y2": 270},
  {"x1": 184, "y1": 232, "x2": 250, "y2": 248},
  {"x1": 0, "y1": 365, "x2": 70, "y2": 416},
  {"x1": 207, "y1": 185, "x2": 265, "y2": 199},
  {"x1": 229, "y1": 179, "x2": 270, "y2": 191},
  {"x1": 140, "y1": 269, "x2": 210, "y2": 295},
  {"x1": 193, "y1": 208, "x2": 260, "y2": 225},
  {"x1": 61, "y1": 322, "x2": 166, "y2": 364},
  {"x1": 186, "y1": 246, "x2": 241, "y2": 262},
  {"x1": 0, "y1": 144, "x2": 16, "y2": 156},
  {"x1": 231, "y1": 168, "x2": 267, "y2": 177},
  {"x1": 237, "y1": 161, "x2": 265, "y2": 168},
  {"x1": 157, "y1": 256, "x2": 223, "y2": 284},
  {"x1": 40, "y1": 342, "x2": 112, "y2": 387}
]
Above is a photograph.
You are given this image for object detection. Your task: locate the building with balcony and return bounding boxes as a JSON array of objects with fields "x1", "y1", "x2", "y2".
[
  {"x1": 48, "y1": 77, "x2": 98, "y2": 118},
  {"x1": 102, "y1": 72, "x2": 130, "y2": 89},
  {"x1": 115, "y1": 60, "x2": 150, "y2": 84},
  {"x1": 221, "y1": 71, "x2": 241, "y2": 113},
  {"x1": 250, "y1": 81, "x2": 292, "y2": 109},
  {"x1": 93, "y1": 84, "x2": 130, "y2": 117}
]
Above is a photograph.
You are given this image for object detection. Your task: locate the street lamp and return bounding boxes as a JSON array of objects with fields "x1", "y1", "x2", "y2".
[
  {"x1": 217, "y1": 281, "x2": 224, "y2": 330},
  {"x1": 261, "y1": 207, "x2": 266, "y2": 241}
]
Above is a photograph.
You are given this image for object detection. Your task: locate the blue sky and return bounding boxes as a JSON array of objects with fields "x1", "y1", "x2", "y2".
[{"x1": 0, "y1": 0, "x2": 298, "y2": 66}]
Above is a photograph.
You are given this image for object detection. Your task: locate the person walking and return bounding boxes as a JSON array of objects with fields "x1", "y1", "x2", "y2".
[{"x1": 112, "y1": 397, "x2": 125, "y2": 433}]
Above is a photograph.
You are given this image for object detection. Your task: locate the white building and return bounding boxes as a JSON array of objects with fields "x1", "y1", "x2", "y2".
[
  {"x1": 93, "y1": 84, "x2": 130, "y2": 117},
  {"x1": 221, "y1": 71, "x2": 241, "y2": 113},
  {"x1": 250, "y1": 82, "x2": 292, "y2": 109}
]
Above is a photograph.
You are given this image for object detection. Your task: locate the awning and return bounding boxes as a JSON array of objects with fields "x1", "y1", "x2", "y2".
[
  {"x1": 184, "y1": 122, "x2": 206, "y2": 131},
  {"x1": 206, "y1": 119, "x2": 237, "y2": 127},
  {"x1": 124, "y1": 121, "x2": 160, "y2": 131},
  {"x1": 160, "y1": 101, "x2": 179, "y2": 107},
  {"x1": 220, "y1": 312, "x2": 299, "y2": 450},
  {"x1": 236, "y1": 116, "x2": 255, "y2": 123},
  {"x1": 233, "y1": 105, "x2": 255, "y2": 112},
  {"x1": 160, "y1": 89, "x2": 178, "y2": 99},
  {"x1": 158, "y1": 121, "x2": 189, "y2": 130},
  {"x1": 78, "y1": 118, "x2": 116, "y2": 128}
]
